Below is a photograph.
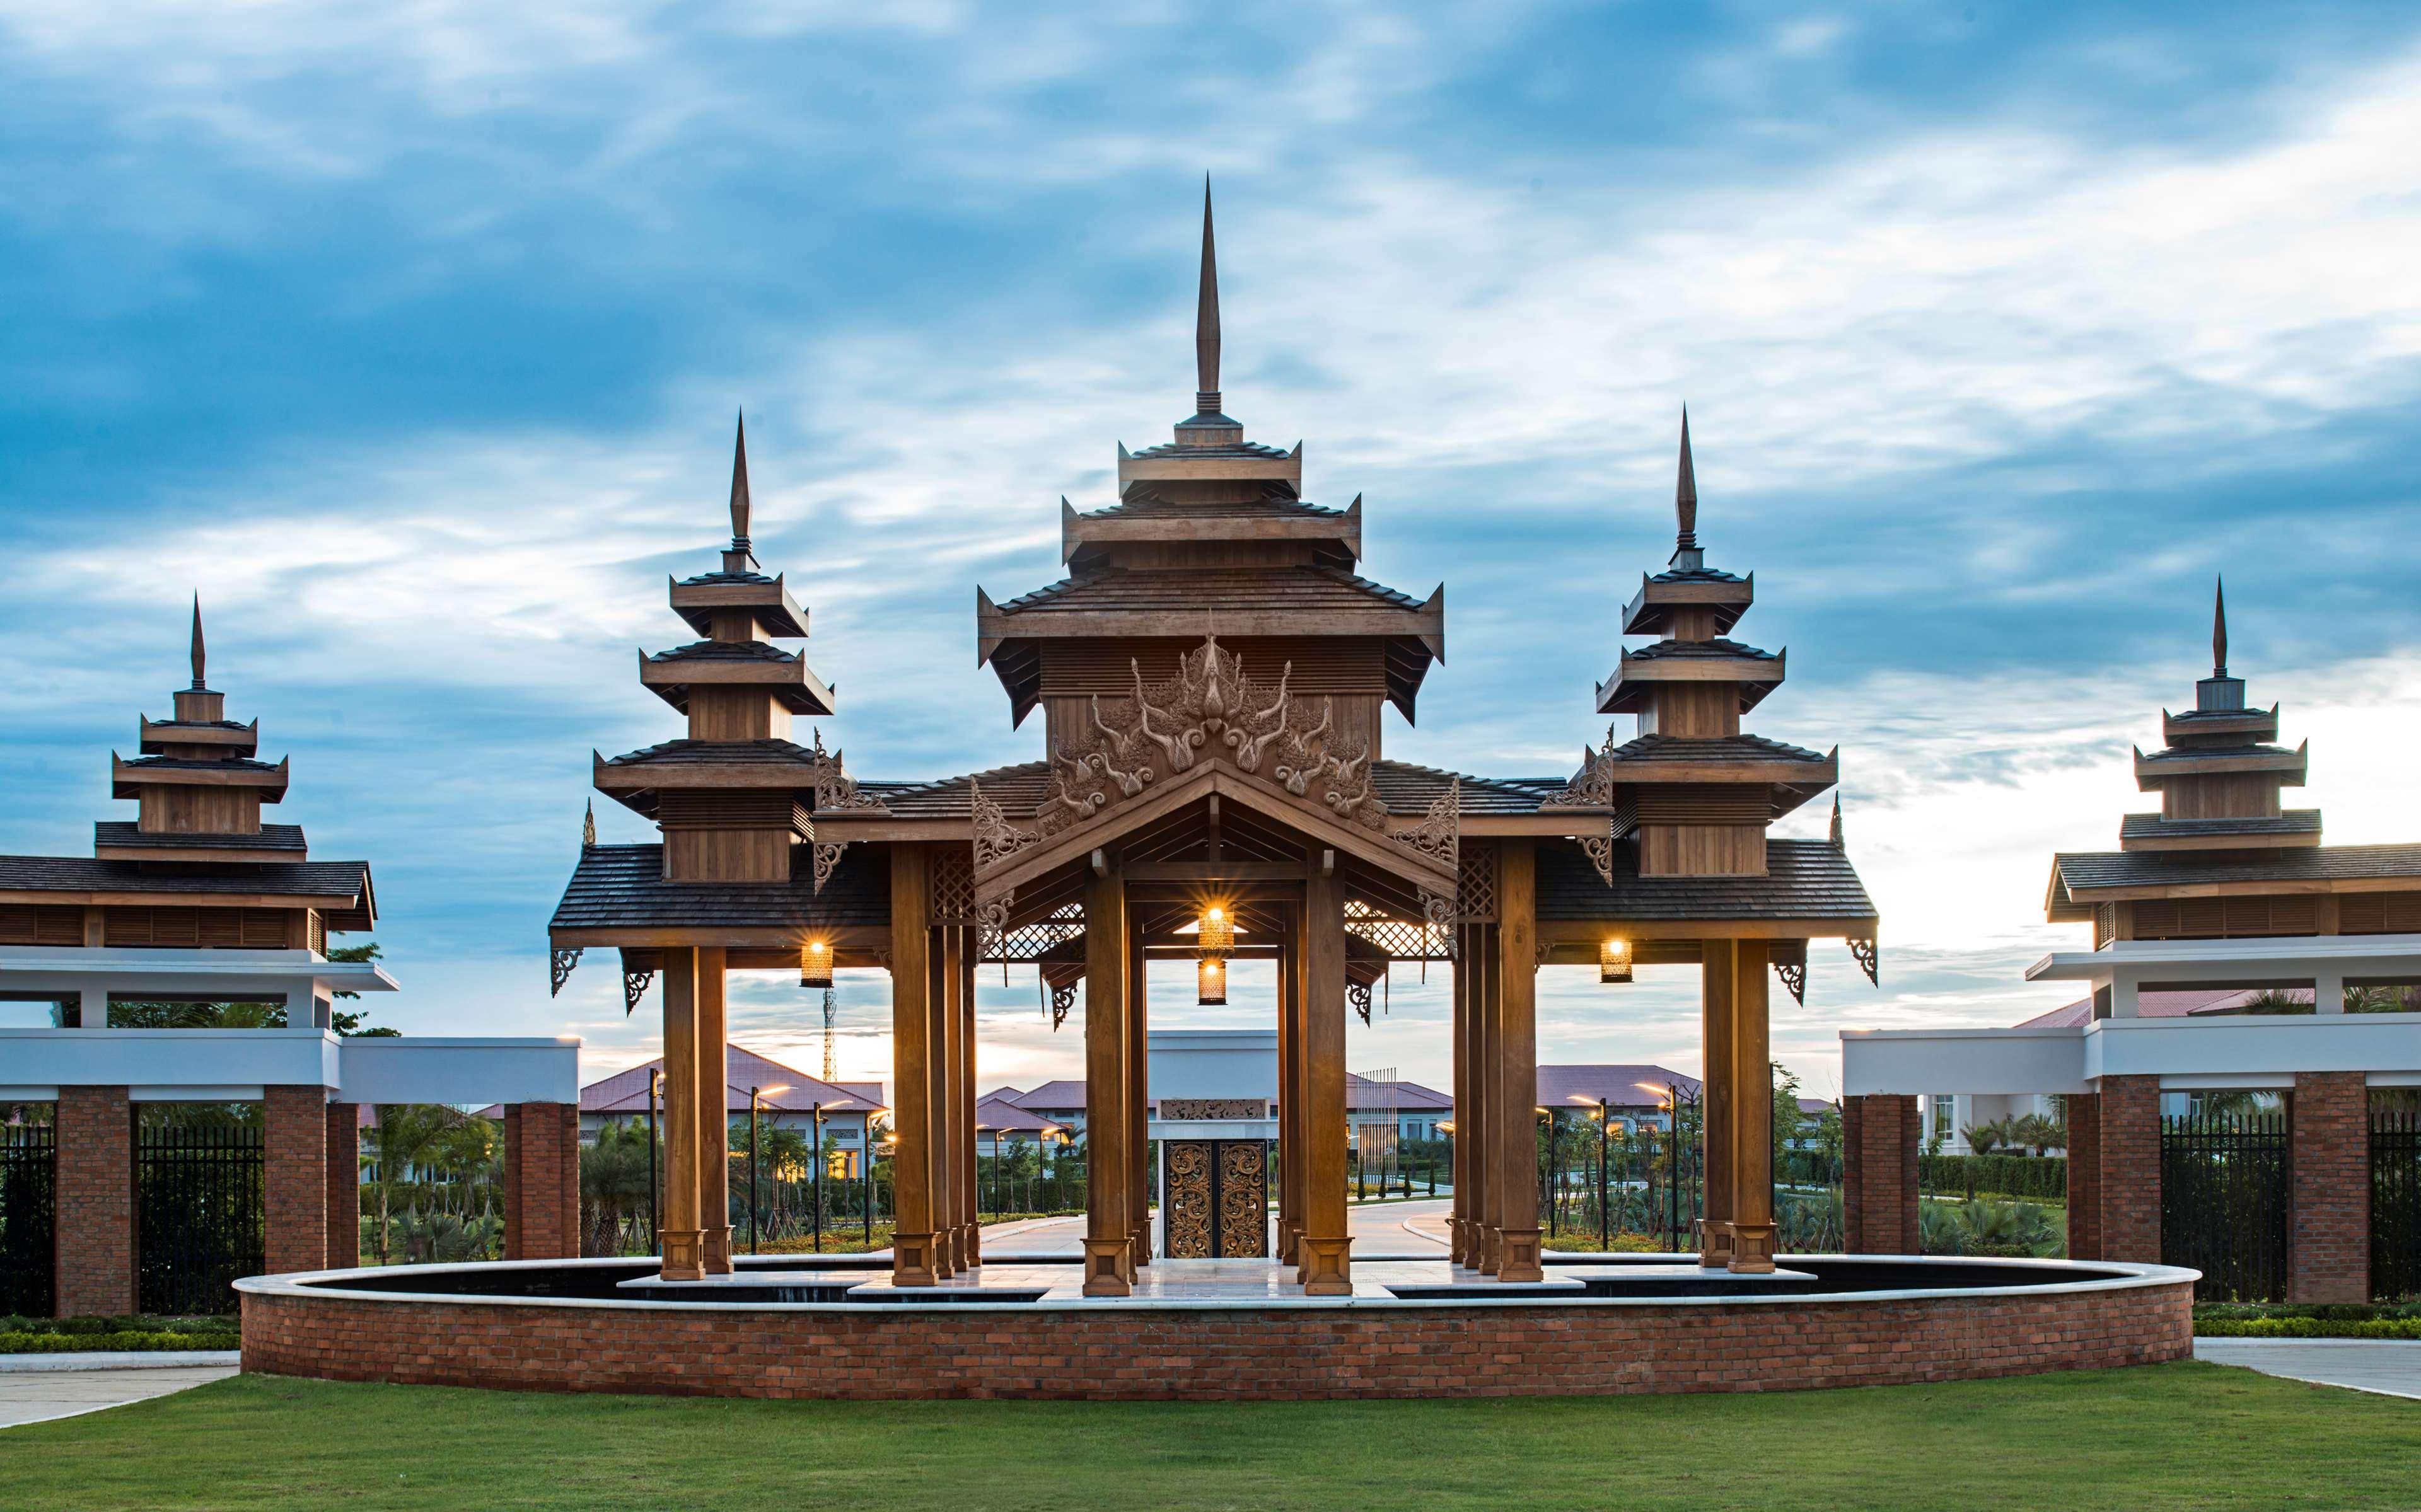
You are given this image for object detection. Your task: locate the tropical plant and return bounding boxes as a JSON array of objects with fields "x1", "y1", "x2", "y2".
[
  {"x1": 581, "y1": 1118, "x2": 655, "y2": 1256},
  {"x1": 1961, "y1": 1119, "x2": 2008, "y2": 1156},
  {"x1": 2007, "y1": 1112, "x2": 2065, "y2": 1155}
]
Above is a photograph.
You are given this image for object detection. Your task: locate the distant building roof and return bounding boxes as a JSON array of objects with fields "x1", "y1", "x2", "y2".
[
  {"x1": 1536, "y1": 1065, "x2": 1702, "y2": 1111},
  {"x1": 1004, "y1": 1080, "x2": 1087, "y2": 1111},
  {"x1": 975, "y1": 1092, "x2": 1059, "y2": 1134},
  {"x1": 2014, "y1": 986, "x2": 2290, "y2": 1029},
  {"x1": 581, "y1": 1044, "x2": 881, "y2": 1116},
  {"x1": 1345, "y1": 1073, "x2": 1452, "y2": 1111}
]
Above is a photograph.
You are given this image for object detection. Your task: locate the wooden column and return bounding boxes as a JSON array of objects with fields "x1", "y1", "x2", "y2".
[
  {"x1": 1300, "y1": 861, "x2": 1352, "y2": 1295},
  {"x1": 930, "y1": 918, "x2": 961, "y2": 1275},
  {"x1": 1127, "y1": 924, "x2": 1152, "y2": 1267},
  {"x1": 887, "y1": 847, "x2": 939, "y2": 1286},
  {"x1": 658, "y1": 947, "x2": 704, "y2": 1281},
  {"x1": 695, "y1": 945, "x2": 732, "y2": 1274},
  {"x1": 1448, "y1": 937, "x2": 1470, "y2": 1267},
  {"x1": 1473, "y1": 921, "x2": 1502, "y2": 1273},
  {"x1": 959, "y1": 935, "x2": 982, "y2": 1266},
  {"x1": 1698, "y1": 938, "x2": 1736, "y2": 1267},
  {"x1": 1727, "y1": 939, "x2": 1776, "y2": 1273},
  {"x1": 1083, "y1": 866, "x2": 1132, "y2": 1294},
  {"x1": 1492, "y1": 841, "x2": 1543, "y2": 1283},
  {"x1": 1276, "y1": 932, "x2": 1301, "y2": 1265}
]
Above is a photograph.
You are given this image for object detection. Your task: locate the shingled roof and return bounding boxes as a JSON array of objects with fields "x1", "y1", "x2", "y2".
[
  {"x1": 2050, "y1": 842, "x2": 2421, "y2": 898},
  {"x1": 1536, "y1": 839, "x2": 1876, "y2": 924},
  {"x1": 990, "y1": 565, "x2": 1428, "y2": 617},
  {"x1": 0, "y1": 853, "x2": 370, "y2": 901},
  {"x1": 93, "y1": 822, "x2": 306, "y2": 853},
  {"x1": 550, "y1": 843, "x2": 887, "y2": 932}
]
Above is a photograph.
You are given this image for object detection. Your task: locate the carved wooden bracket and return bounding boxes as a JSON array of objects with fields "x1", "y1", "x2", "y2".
[
  {"x1": 1774, "y1": 957, "x2": 1807, "y2": 1006},
  {"x1": 549, "y1": 947, "x2": 583, "y2": 998},
  {"x1": 1848, "y1": 937, "x2": 1879, "y2": 986},
  {"x1": 622, "y1": 966, "x2": 656, "y2": 1016}
]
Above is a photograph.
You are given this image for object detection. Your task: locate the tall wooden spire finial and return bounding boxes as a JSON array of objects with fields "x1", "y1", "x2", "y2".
[
  {"x1": 1195, "y1": 175, "x2": 1221, "y2": 414},
  {"x1": 2212, "y1": 575, "x2": 2228, "y2": 678},
  {"x1": 1675, "y1": 407, "x2": 1698, "y2": 552},
  {"x1": 1830, "y1": 792, "x2": 1845, "y2": 848},
  {"x1": 583, "y1": 799, "x2": 597, "y2": 850},
  {"x1": 189, "y1": 594, "x2": 207, "y2": 690},
  {"x1": 729, "y1": 410, "x2": 753, "y2": 551}
]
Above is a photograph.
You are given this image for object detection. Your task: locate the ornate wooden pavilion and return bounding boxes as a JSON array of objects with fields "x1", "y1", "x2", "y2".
[{"x1": 549, "y1": 190, "x2": 1879, "y2": 1294}]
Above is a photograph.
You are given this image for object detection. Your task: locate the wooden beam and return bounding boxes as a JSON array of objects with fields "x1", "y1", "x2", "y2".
[
  {"x1": 1493, "y1": 841, "x2": 1544, "y2": 1283},
  {"x1": 695, "y1": 947, "x2": 732, "y2": 1275},
  {"x1": 1083, "y1": 867, "x2": 1132, "y2": 1295},
  {"x1": 658, "y1": 948, "x2": 704, "y2": 1282},
  {"x1": 1699, "y1": 939, "x2": 1736, "y2": 1268},
  {"x1": 887, "y1": 846, "x2": 938, "y2": 1286},
  {"x1": 1728, "y1": 940, "x2": 1777, "y2": 1274},
  {"x1": 1300, "y1": 866, "x2": 1352, "y2": 1296}
]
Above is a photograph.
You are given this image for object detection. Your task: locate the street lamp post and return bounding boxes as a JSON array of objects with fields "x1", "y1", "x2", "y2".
[
  {"x1": 646, "y1": 1067, "x2": 661, "y2": 1254},
  {"x1": 748, "y1": 1084, "x2": 790, "y2": 1256},
  {"x1": 811, "y1": 1102, "x2": 826, "y2": 1254}
]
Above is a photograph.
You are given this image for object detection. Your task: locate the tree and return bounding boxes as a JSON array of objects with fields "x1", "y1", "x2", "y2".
[
  {"x1": 327, "y1": 942, "x2": 398, "y2": 1036},
  {"x1": 1962, "y1": 1119, "x2": 2007, "y2": 1156},
  {"x1": 581, "y1": 1120, "x2": 654, "y2": 1255}
]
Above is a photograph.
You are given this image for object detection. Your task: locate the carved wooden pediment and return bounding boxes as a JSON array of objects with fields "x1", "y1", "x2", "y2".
[{"x1": 972, "y1": 636, "x2": 1457, "y2": 900}]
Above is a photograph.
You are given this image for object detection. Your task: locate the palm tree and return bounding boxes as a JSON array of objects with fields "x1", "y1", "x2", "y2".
[{"x1": 1961, "y1": 1119, "x2": 2008, "y2": 1156}]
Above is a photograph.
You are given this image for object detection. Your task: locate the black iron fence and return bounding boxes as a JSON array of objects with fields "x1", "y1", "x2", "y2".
[
  {"x1": 2374, "y1": 1104, "x2": 2421, "y2": 1302},
  {"x1": 2161, "y1": 1110, "x2": 2288, "y2": 1303},
  {"x1": 137, "y1": 1119, "x2": 263, "y2": 1315},
  {"x1": 0, "y1": 1122, "x2": 55, "y2": 1316}
]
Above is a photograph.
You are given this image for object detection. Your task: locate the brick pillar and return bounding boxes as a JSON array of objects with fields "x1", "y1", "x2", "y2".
[
  {"x1": 504, "y1": 1102, "x2": 581, "y2": 1261},
  {"x1": 54, "y1": 1086, "x2": 135, "y2": 1317},
  {"x1": 2097, "y1": 1076, "x2": 2163, "y2": 1264},
  {"x1": 264, "y1": 1087, "x2": 331, "y2": 1276},
  {"x1": 1843, "y1": 1095, "x2": 1920, "y2": 1254},
  {"x1": 2290, "y1": 1071, "x2": 2370, "y2": 1303},
  {"x1": 325, "y1": 1102, "x2": 360, "y2": 1271},
  {"x1": 2066, "y1": 1094, "x2": 2103, "y2": 1260}
]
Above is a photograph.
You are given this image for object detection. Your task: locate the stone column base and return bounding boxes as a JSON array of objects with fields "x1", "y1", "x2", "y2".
[
  {"x1": 891, "y1": 1232, "x2": 939, "y2": 1288},
  {"x1": 1726, "y1": 1221, "x2": 1779, "y2": 1274},
  {"x1": 1478, "y1": 1224, "x2": 1503, "y2": 1274},
  {"x1": 1697, "y1": 1218, "x2": 1734, "y2": 1269},
  {"x1": 1083, "y1": 1238, "x2": 1132, "y2": 1296},
  {"x1": 961, "y1": 1222, "x2": 982, "y2": 1267},
  {"x1": 1300, "y1": 1235, "x2": 1353, "y2": 1296},
  {"x1": 1448, "y1": 1216, "x2": 1466, "y2": 1267},
  {"x1": 702, "y1": 1226, "x2": 733, "y2": 1275},
  {"x1": 659, "y1": 1229, "x2": 706, "y2": 1283},
  {"x1": 1497, "y1": 1227, "x2": 1544, "y2": 1284}
]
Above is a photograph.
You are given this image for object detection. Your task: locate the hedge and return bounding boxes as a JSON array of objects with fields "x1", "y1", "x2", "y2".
[
  {"x1": 0, "y1": 1329, "x2": 240, "y2": 1354},
  {"x1": 2195, "y1": 1317, "x2": 2421, "y2": 1339},
  {"x1": 1918, "y1": 1153, "x2": 2067, "y2": 1201}
]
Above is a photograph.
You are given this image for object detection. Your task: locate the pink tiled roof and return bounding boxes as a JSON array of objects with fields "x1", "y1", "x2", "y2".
[
  {"x1": 2014, "y1": 987, "x2": 2289, "y2": 1029},
  {"x1": 580, "y1": 1045, "x2": 883, "y2": 1116},
  {"x1": 975, "y1": 1092, "x2": 1060, "y2": 1134},
  {"x1": 1536, "y1": 1064, "x2": 1702, "y2": 1111},
  {"x1": 1005, "y1": 1079, "x2": 1088, "y2": 1110},
  {"x1": 1345, "y1": 1073, "x2": 1453, "y2": 1111}
]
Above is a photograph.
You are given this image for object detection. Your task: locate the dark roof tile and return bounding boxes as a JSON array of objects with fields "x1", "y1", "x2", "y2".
[
  {"x1": 1536, "y1": 839, "x2": 1876, "y2": 923},
  {"x1": 550, "y1": 843, "x2": 886, "y2": 932}
]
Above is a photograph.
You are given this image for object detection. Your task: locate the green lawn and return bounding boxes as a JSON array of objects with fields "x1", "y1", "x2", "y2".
[{"x1": 2, "y1": 1363, "x2": 2415, "y2": 1510}]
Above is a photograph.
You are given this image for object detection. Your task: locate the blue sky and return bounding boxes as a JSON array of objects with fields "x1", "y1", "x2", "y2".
[{"x1": 5, "y1": 1, "x2": 2420, "y2": 1099}]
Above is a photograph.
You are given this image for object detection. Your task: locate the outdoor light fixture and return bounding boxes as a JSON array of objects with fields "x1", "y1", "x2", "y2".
[
  {"x1": 1197, "y1": 954, "x2": 1228, "y2": 1005},
  {"x1": 1197, "y1": 904, "x2": 1234, "y2": 957},
  {"x1": 799, "y1": 937, "x2": 834, "y2": 989},
  {"x1": 1599, "y1": 937, "x2": 1633, "y2": 984}
]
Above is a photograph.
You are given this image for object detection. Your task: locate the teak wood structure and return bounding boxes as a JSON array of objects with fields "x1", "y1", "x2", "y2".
[{"x1": 549, "y1": 189, "x2": 1879, "y2": 1291}]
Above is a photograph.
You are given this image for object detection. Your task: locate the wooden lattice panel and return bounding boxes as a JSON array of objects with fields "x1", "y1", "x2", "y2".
[
  {"x1": 1457, "y1": 840, "x2": 1498, "y2": 922},
  {"x1": 931, "y1": 846, "x2": 978, "y2": 925}
]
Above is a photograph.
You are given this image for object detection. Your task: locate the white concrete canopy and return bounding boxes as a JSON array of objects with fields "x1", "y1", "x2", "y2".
[
  {"x1": 1842, "y1": 1013, "x2": 2421, "y2": 1097},
  {"x1": 0, "y1": 945, "x2": 397, "y2": 1031},
  {"x1": 0, "y1": 1028, "x2": 579, "y2": 1105},
  {"x1": 2024, "y1": 933, "x2": 2421, "y2": 1018}
]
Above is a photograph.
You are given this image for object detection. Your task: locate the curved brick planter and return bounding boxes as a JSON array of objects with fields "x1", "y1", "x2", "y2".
[{"x1": 238, "y1": 1256, "x2": 2194, "y2": 1401}]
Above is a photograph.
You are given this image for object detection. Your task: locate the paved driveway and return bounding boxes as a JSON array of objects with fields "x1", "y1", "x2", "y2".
[
  {"x1": 2194, "y1": 1338, "x2": 2421, "y2": 1400},
  {"x1": 0, "y1": 1356, "x2": 240, "y2": 1429}
]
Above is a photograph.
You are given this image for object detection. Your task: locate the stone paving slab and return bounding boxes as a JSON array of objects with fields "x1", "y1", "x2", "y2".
[
  {"x1": 0, "y1": 1365, "x2": 237, "y2": 1429},
  {"x1": 2195, "y1": 1337, "x2": 2421, "y2": 1400}
]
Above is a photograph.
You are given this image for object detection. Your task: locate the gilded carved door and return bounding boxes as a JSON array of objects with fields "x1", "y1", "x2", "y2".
[{"x1": 1161, "y1": 1140, "x2": 1269, "y2": 1258}]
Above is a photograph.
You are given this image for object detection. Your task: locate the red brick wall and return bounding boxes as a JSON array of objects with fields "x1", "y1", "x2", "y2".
[
  {"x1": 265, "y1": 1087, "x2": 330, "y2": 1276},
  {"x1": 54, "y1": 1085, "x2": 134, "y2": 1318},
  {"x1": 241, "y1": 1276, "x2": 2195, "y2": 1401},
  {"x1": 2290, "y1": 1072, "x2": 2369, "y2": 1304},
  {"x1": 504, "y1": 1103, "x2": 580, "y2": 1261},
  {"x1": 2098, "y1": 1076, "x2": 2163, "y2": 1264},
  {"x1": 2067, "y1": 1094, "x2": 2103, "y2": 1261},
  {"x1": 326, "y1": 1102, "x2": 360, "y2": 1272},
  {"x1": 1843, "y1": 1095, "x2": 1920, "y2": 1254}
]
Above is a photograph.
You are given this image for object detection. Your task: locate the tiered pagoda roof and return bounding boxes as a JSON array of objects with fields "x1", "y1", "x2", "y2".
[
  {"x1": 0, "y1": 599, "x2": 374, "y2": 941},
  {"x1": 977, "y1": 183, "x2": 1443, "y2": 727}
]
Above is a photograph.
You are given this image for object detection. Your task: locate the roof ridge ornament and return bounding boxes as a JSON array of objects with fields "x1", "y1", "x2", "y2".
[
  {"x1": 1670, "y1": 407, "x2": 1703, "y2": 571},
  {"x1": 1195, "y1": 174, "x2": 1220, "y2": 416},
  {"x1": 189, "y1": 593, "x2": 206, "y2": 690},
  {"x1": 1830, "y1": 792, "x2": 1844, "y2": 848},
  {"x1": 726, "y1": 410, "x2": 754, "y2": 565},
  {"x1": 2212, "y1": 574, "x2": 2227, "y2": 678}
]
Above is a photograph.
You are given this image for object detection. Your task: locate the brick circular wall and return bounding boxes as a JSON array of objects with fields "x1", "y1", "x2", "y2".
[{"x1": 240, "y1": 1267, "x2": 2194, "y2": 1400}]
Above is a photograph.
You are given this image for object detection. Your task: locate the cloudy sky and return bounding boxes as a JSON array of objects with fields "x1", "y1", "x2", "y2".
[{"x1": 5, "y1": 1, "x2": 2418, "y2": 1102}]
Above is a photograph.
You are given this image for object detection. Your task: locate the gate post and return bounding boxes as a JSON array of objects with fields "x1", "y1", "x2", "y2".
[
  {"x1": 325, "y1": 1102, "x2": 360, "y2": 1270},
  {"x1": 2290, "y1": 1071, "x2": 2369, "y2": 1303},
  {"x1": 2066, "y1": 1093, "x2": 2103, "y2": 1259},
  {"x1": 264, "y1": 1086, "x2": 331, "y2": 1276},
  {"x1": 1842, "y1": 1095, "x2": 1919, "y2": 1254},
  {"x1": 2096, "y1": 1076, "x2": 2163, "y2": 1264},
  {"x1": 54, "y1": 1085, "x2": 135, "y2": 1317},
  {"x1": 504, "y1": 1102, "x2": 581, "y2": 1261}
]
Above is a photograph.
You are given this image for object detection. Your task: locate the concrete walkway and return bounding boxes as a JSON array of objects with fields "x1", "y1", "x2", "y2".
[
  {"x1": 0, "y1": 1353, "x2": 240, "y2": 1430},
  {"x1": 2195, "y1": 1338, "x2": 2421, "y2": 1400}
]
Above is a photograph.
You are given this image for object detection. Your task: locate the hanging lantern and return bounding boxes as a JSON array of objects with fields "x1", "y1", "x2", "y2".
[
  {"x1": 1197, "y1": 905, "x2": 1234, "y2": 957},
  {"x1": 1197, "y1": 955, "x2": 1228, "y2": 1006},
  {"x1": 1599, "y1": 937, "x2": 1633, "y2": 984},
  {"x1": 799, "y1": 937, "x2": 834, "y2": 990}
]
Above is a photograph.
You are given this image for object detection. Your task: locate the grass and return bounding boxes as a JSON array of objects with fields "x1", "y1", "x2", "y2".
[{"x1": 3, "y1": 1363, "x2": 2417, "y2": 1510}]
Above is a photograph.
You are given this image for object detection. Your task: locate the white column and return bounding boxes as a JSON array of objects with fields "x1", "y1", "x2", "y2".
[
  {"x1": 2313, "y1": 968, "x2": 2347, "y2": 1014},
  {"x1": 2107, "y1": 969, "x2": 2139, "y2": 1019}
]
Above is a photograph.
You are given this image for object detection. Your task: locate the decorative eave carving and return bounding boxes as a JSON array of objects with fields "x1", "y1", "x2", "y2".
[
  {"x1": 809, "y1": 727, "x2": 888, "y2": 894},
  {"x1": 1540, "y1": 725, "x2": 1619, "y2": 887},
  {"x1": 969, "y1": 636, "x2": 1458, "y2": 899}
]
